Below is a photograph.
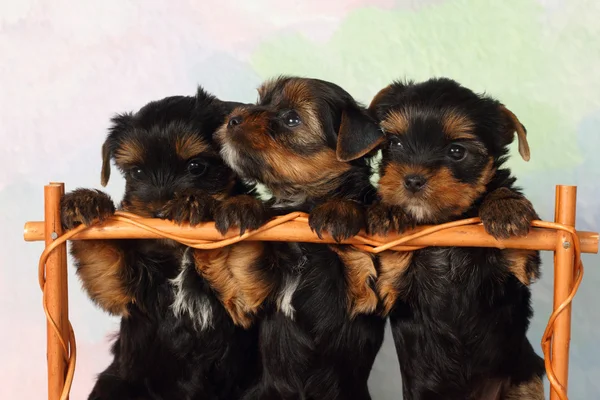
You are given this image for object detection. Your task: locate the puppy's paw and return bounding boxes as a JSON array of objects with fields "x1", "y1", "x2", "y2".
[
  {"x1": 480, "y1": 188, "x2": 538, "y2": 240},
  {"x1": 367, "y1": 203, "x2": 415, "y2": 236},
  {"x1": 309, "y1": 199, "x2": 365, "y2": 242},
  {"x1": 159, "y1": 189, "x2": 216, "y2": 226},
  {"x1": 61, "y1": 189, "x2": 116, "y2": 229},
  {"x1": 214, "y1": 195, "x2": 270, "y2": 236}
]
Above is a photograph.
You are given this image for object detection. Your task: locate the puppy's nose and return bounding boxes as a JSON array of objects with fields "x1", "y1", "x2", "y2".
[
  {"x1": 404, "y1": 175, "x2": 427, "y2": 193},
  {"x1": 228, "y1": 115, "x2": 243, "y2": 128}
]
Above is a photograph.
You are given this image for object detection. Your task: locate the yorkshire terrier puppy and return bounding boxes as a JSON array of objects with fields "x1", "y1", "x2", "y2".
[
  {"x1": 339, "y1": 78, "x2": 545, "y2": 399},
  {"x1": 60, "y1": 89, "x2": 261, "y2": 399},
  {"x1": 214, "y1": 76, "x2": 386, "y2": 400}
]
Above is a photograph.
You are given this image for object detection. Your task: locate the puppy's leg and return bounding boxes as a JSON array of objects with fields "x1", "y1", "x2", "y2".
[
  {"x1": 502, "y1": 376, "x2": 544, "y2": 400},
  {"x1": 366, "y1": 202, "x2": 416, "y2": 236},
  {"x1": 62, "y1": 189, "x2": 133, "y2": 316},
  {"x1": 192, "y1": 242, "x2": 272, "y2": 328},
  {"x1": 503, "y1": 249, "x2": 541, "y2": 286},
  {"x1": 309, "y1": 198, "x2": 366, "y2": 242},
  {"x1": 502, "y1": 339, "x2": 546, "y2": 400},
  {"x1": 88, "y1": 361, "x2": 139, "y2": 400},
  {"x1": 376, "y1": 251, "x2": 413, "y2": 316},
  {"x1": 214, "y1": 195, "x2": 272, "y2": 235},
  {"x1": 158, "y1": 188, "x2": 218, "y2": 226},
  {"x1": 479, "y1": 188, "x2": 538, "y2": 240},
  {"x1": 330, "y1": 245, "x2": 379, "y2": 318}
]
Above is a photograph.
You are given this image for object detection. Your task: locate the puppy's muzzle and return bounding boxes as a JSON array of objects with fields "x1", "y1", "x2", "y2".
[{"x1": 404, "y1": 174, "x2": 427, "y2": 193}]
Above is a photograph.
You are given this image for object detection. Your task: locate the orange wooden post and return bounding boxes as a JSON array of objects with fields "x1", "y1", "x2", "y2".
[
  {"x1": 550, "y1": 185, "x2": 577, "y2": 399},
  {"x1": 44, "y1": 182, "x2": 69, "y2": 400}
]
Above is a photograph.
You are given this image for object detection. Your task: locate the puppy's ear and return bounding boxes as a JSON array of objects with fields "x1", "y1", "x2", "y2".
[
  {"x1": 195, "y1": 86, "x2": 219, "y2": 108},
  {"x1": 101, "y1": 113, "x2": 134, "y2": 186},
  {"x1": 368, "y1": 84, "x2": 394, "y2": 116},
  {"x1": 499, "y1": 105, "x2": 530, "y2": 162},
  {"x1": 336, "y1": 106, "x2": 385, "y2": 162},
  {"x1": 368, "y1": 82, "x2": 409, "y2": 121},
  {"x1": 100, "y1": 140, "x2": 112, "y2": 187}
]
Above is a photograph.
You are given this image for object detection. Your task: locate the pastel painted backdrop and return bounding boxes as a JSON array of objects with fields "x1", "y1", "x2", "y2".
[{"x1": 1, "y1": 1, "x2": 598, "y2": 398}]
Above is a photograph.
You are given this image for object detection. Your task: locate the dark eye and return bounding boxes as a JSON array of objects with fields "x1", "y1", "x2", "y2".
[
  {"x1": 283, "y1": 111, "x2": 301, "y2": 127},
  {"x1": 187, "y1": 159, "x2": 207, "y2": 176},
  {"x1": 448, "y1": 144, "x2": 467, "y2": 161},
  {"x1": 129, "y1": 167, "x2": 145, "y2": 180},
  {"x1": 388, "y1": 136, "x2": 403, "y2": 149}
]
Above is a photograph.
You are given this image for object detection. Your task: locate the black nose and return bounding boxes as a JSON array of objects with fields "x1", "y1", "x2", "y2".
[
  {"x1": 404, "y1": 174, "x2": 427, "y2": 193},
  {"x1": 228, "y1": 116, "x2": 243, "y2": 127}
]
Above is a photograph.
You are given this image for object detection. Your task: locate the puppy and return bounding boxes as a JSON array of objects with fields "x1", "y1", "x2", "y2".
[
  {"x1": 60, "y1": 89, "x2": 260, "y2": 399},
  {"x1": 214, "y1": 76, "x2": 386, "y2": 400},
  {"x1": 338, "y1": 77, "x2": 546, "y2": 399}
]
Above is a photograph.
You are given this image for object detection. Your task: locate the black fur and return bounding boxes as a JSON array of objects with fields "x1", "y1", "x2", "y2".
[
  {"x1": 215, "y1": 76, "x2": 386, "y2": 400},
  {"x1": 364, "y1": 78, "x2": 546, "y2": 399},
  {"x1": 61, "y1": 88, "x2": 260, "y2": 399}
]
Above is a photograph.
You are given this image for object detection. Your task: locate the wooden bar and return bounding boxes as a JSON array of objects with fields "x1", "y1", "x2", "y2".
[
  {"x1": 24, "y1": 182, "x2": 600, "y2": 400},
  {"x1": 44, "y1": 183, "x2": 68, "y2": 400},
  {"x1": 23, "y1": 219, "x2": 599, "y2": 254},
  {"x1": 550, "y1": 186, "x2": 577, "y2": 399}
]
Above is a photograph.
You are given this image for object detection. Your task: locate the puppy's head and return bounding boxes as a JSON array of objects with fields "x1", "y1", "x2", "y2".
[
  {"x1": 215, "y1": 76, "x2": 381, "y2": 200},
  {"x1": 101, "y1": 87, "x2": 239, "y2": 216},
  {"x1": 342, "y1": 78, "x2": 531, "y2": 224}
]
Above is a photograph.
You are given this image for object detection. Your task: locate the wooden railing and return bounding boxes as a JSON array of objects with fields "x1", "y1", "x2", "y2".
[{"x1": 23, "y1": 182, "x2": 598, "y2": 400}]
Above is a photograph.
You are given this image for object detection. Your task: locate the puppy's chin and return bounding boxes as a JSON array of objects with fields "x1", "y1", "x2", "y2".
[
  {"x1": 381, "y1": 193, "x2": 450, "y2": 225},
  {"x1": 403, "y1": 202, "x2": 435, "y2": 223},
  {"x1": 219, "y1": 141, "x2": 246, "y2": 178}
]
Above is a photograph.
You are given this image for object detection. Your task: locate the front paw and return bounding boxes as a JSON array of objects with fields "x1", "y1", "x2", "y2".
[
  {"x1": 366, "y1": 203, "x2": 415, "y2": 236},
  {"x1": 61, "y1": 189, "x2": 116, "y2": 229},
  {"x1": 308, "y1": 199, "x2": 365, "y2": 242},
  {"x1": 159, "y1": 189, "x2": 216, "y2": 226},
  {"x1": 214, "y1": 195, "x2": 270, "y2": 236},
  {"x1": 479, "y1": 188, "x2": 538, "y2": 240}
]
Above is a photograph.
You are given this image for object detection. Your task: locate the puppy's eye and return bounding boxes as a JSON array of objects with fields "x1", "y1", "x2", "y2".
[
  {"x1": 448, "y1": 144, "x2": 467, "y2": 161},
  {"x1": 129, "y1": 167, "x2": 145, "y2": 180},
  {"x1": 283, "y1": 111, "x2": 301, "y2": 127},
  {"x1": 388, "y1": 137, "x2": 403, "y2": 149},
  {"x1": 187, "y1": 159, "x2": 207, "y2": 176}
]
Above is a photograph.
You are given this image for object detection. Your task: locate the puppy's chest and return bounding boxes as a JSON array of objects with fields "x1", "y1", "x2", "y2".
[
  {"x1": 379, "y1": 247, "x2": 498, "y2": 300},
  {"x1": 133, "y1": 240, "x2": 186, "y2": 275},
  {"x1": 291, "y1": 245, "x2": 375, "y2": 324}
]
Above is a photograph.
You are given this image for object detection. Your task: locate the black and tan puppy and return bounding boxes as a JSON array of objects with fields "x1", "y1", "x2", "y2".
[
  {"x1": 60, "y1": 89, "x2": 261, "y2": 400},
  {"x1": 213, "y1": 76, "x2": 386, "y2": 400},
  {"x1": 338, "y1": 77, "x2": 545, "y2": 399}
]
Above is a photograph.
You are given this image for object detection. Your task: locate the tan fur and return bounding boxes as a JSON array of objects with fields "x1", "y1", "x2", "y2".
[
  {"x1": 193, "y1": 242, "x2": 272, "y2": 328},
  {"x1": 503, "y1": 376, "x2": 544, "y2": 400},
  {"x1": 114, "y1": 138, "x2": 144, "y2": 166},
  {"x1": 330, "y1": 246, "x2": 379, "y2": 318},
  {"x1": 442, "y1": 110, "x2": 476, "y2": 140},
  {"x1": 175, "y1": 133, "x2": 210, "y2": 160},
  {"x1": 257, "y1": 78, "x2": 280, "y2": 101},
  {"x1": 377, "y1": 251, "x2": 413, "y2": 316},
  {"x1": 266, "y1": 149, "x2": 350, "y2": 188},
  {"x1": 427, "y1": 162, "x2": 494, "y2": 213},
  {"x1": 499, "y1": 105, "x2": 530, "y2": 162},
  {"x1": 378, "y1": 159, "x2": 495, "y2": 220},
  {"x1": 504, "y1": 249, "x2": 538, "y2": 286},
  {"x1": 380, "y1": 110, "x2": 409, "y2": 135},
  {"x1": 71, "y1": 240, "x2": 132, "y2": 316}
]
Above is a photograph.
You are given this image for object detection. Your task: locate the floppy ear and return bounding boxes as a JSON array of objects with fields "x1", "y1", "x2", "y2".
[
  {"x1": 100, "y1": 140, "x2": 112, "y2": 187},
  {"x1": 101, "y1": 113, "x2": 134, "y2": 186},
  {"x1": 336, "y1": 106, "x2": 385, "y2": 162},
  {"x1": 499, "y1": 105, "x2": 530, "y2": 161}
]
